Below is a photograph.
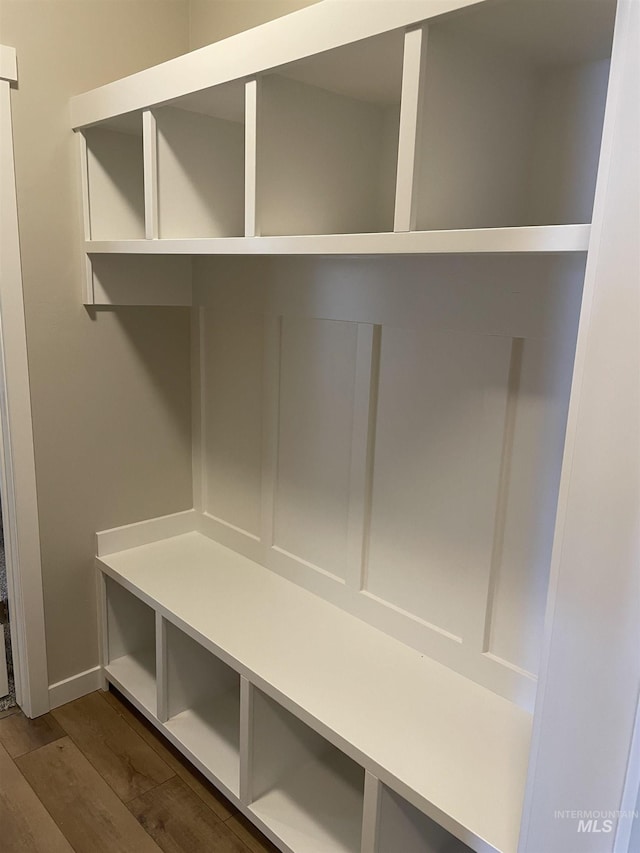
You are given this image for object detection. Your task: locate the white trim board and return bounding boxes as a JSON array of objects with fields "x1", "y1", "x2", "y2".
[
  {"x1": 48, "y1": 666, "x2": 103, "y2": 711},
  {"x1": 0, "y1": 59, "x2": 49, "y2": 718}
]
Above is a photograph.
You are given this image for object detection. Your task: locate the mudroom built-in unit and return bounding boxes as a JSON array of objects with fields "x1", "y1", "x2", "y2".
[{"x1": 70, "y1": 0, "x2": 639, "y2": 851}]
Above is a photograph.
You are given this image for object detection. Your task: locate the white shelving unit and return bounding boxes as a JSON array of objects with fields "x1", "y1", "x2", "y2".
[{"x1": 71, "y1": 0, "x2": 640, "y2": 851}]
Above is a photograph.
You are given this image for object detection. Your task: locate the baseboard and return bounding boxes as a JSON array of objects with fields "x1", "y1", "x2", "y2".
[{"x1": 48, "y1": 665, "x2": 102, "y2": 710}]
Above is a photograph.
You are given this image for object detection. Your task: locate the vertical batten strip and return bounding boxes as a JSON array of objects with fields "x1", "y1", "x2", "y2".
[
  {"x1": 239, "y1": 676, "x2": 254, "y2": 805},
  {"x1": 260, "y1": 313, "x2": 281, "y2": 556},
  {"x1": 156, "y1": 613, "x2": 168, "y2": 722},
  {"x1": 394, "y1": 25, "x2": 428, "y2": 232},
  {"x1": 245, "y1": 78, "x2": 260, "y2": 237},
  {"x1": 361, "y1": 771, "x2": 381, "y2": 853},
  {"x1": 192, "y1": 306, "x2": 206, "y2": 514},
  {"x1": 481, "y1": 337, "x2": 525, "y2": 655},
  {"x1": 143, "y1": 109, "x2": 159, "y2": 239},
  {"x1": 346, "y1": 324, "x2": 378, "y2": 591}
]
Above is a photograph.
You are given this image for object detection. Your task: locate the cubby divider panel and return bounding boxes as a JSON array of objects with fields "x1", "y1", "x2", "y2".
[
  {"x1": 377, "y1": 786, "x2": 473, "y2": 853},
  {"x1": 104, "y1": 577, "x2": 156, "y2": 714},
  {"x1": 250, "y1": 689, "x2": 365, "y2": 852},
  {"x1": 84, "y1": 113, "x2": 145, "y2": 239},
  {"x1": 164, "y1": 622, "x2": 240, "y2": 796}
]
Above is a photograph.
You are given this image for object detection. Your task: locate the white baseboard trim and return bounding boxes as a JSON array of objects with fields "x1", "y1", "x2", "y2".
[{"x1": 48, "y1": 665, "x2": 102, "y2": 710}]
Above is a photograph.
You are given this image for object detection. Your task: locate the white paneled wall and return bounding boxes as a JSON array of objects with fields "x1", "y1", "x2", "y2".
[{"x1": 194, "y1": 254, "x2": 584, "y2": 709}]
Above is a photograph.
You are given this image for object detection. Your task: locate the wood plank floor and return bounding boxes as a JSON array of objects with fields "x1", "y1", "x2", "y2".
[{"x1": 0, "y1": 689, "x2": 277, "y2": 853}]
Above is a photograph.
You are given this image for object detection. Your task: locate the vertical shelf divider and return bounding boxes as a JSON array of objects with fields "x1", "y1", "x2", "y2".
[
  {"x1": 143, "y1": 109, "x2": 159, "y2": 239},
  {"x1": 361, "y1": 771, "x2": 382, "y2": 853},
  {"x1": 239, "y1": 676, "x2": 254, "y2": 805},
  {"x1": 245, "y1": 77, "x2": 260, "y2": 237},
  {"x1": 394, "y1": 25, "x2": 428, "y2": 233},
  {"x1": 156, "y1": 613, "x2": 168, "y2": 722},
  {"x1": 96, "y1": 570, "x2": 108, "y2": 691}
]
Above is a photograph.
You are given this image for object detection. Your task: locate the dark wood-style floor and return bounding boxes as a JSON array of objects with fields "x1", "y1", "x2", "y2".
[{"x1": 0, "y1": 688, "x2": 277, "y2": 853}]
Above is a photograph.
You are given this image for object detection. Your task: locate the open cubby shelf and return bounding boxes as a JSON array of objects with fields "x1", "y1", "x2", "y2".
[{"x1": 72, "y1": 0, "x2": 615, "y2": 301}]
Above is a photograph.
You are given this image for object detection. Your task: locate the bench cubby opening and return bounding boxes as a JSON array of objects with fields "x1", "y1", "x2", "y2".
[
  {"x1": 249, "y1": 688, "x2": 365, "y2": 852},
  {"x1": 377, "y1": 786, "x2": 473, "y2": 853},
  {"x1": 104, "y1": 577, "x2": 156, "y2": 714},
  {"x1": 163, "y1": 621, "x2": 240, "y2": 796}
]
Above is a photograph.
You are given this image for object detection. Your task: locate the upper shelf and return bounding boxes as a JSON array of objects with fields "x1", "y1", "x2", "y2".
[
  {"x1": 84, "y1": 224, "x2": 591, "y2": 255},
  {"x1": 73, "y1": 0, "x2": 616, "y2": 267}
]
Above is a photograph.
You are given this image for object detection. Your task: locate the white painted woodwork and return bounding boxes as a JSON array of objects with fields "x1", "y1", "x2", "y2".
[
  {"x1": 165, "y1": 620, "x2": 240, "y2": 795},
  {"x1": 0, "y1": 67, "x2": 49, "y2": 717},
  {"x1": 142, "y1": 110, "x2": 158, "y2": 239},
  {"x1": 394, "y1": 26, "x2": 427, "y2": 232},
  {"x1": 193, "y1": 252, "x2": 584, "y2": 708},
  {"x1": 84, "y1": 122, "x2": 145, "y2": 240},
  {"x1": 365, "y1": 327, "x2": 511, "y2": 642},
  {"x1": 156, "y1": 614, "x2": 168, "y2": 723},
  {"x1": 273, "y1": 317, "x2": 358, "y2": 580},
  {"x1": 87, "y1": 254, "x2": 192, "y2": 306},
  {"x1": 244, "y1": 78, "x2": 259, "y2": 237},
  {"x1": 155, "y1": 105, "x2": 244, "y2": 238},
  {"x1": 0, "y1": 45, "x2": 17, "y2": 82},
  {"x1": 82, "y1": 224, "x2": 592, "y2": 256},
  {"x1": 257, "y1": 74, "x2": 398, "y2": 236},
  {"x1": 97, "y1": 524, "x2": 531, "y2": 853},
  {"x1": 72, "y1": 0, "x2": 636, "y2": 850},
  {"x1": 520, "y1": 1, "x2": 640, "y2": 850}
]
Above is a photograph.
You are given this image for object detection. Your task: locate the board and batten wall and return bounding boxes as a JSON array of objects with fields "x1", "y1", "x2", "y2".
[{"x1": 193, "y1": 254, "x2": 584, "y2": 710}]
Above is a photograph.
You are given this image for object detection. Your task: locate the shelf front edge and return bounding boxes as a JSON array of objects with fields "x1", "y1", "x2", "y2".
[{"x1": 85, "y1": 225, "x2": 591, "y2": 256}]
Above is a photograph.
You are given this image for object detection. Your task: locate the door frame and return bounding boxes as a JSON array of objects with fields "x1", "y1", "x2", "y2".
[{"x1": 0, "y1": 45, "x2": 49, "y2": 718}]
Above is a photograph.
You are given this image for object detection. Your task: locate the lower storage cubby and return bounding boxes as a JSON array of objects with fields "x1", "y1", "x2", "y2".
[
  {"x1": 163, "y1": 622, "x2": 240, "y2": 796},
  {"x1": 377, "y1": 786, "x2": 473, "y2": 853},
  {"x1": 104, "y1": 577, "x2": 156, "y2": 714},
  {"x1": 250, "y1": 689, "x2": 365, "y2": 853}
]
